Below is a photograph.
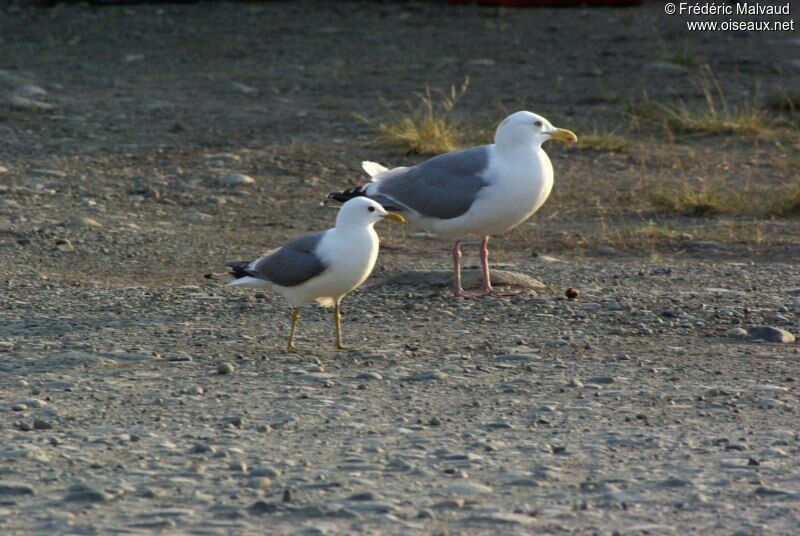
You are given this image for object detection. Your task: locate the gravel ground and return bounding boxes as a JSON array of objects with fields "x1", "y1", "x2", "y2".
[{"x1": 1, "y1": 1, "x2": 799, "y2": 534}]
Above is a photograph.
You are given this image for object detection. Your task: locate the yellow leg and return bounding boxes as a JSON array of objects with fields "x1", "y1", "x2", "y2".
[
  {"x1": 287, "y1": 309, "x2": 300, "y2": 351},
  {"x1": 334, "y1": 302, "x2": 345, "y2": 350}
]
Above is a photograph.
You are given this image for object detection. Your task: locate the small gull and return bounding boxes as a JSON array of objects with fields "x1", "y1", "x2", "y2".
[
  {"x1": 328, "y1": 111, "x2": 576, "y2": 297},
  {"x1": 206, "y1": 197, "x2": 404, "y2": 350}
]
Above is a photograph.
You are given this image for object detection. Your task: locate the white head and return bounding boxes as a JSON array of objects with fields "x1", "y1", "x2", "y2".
[
  {"x1": 335, "y1": 197, "x2": 405, "y2": 228},
  {"x1": 494, "y1": 111, "x2": 577, "y2": 150}
]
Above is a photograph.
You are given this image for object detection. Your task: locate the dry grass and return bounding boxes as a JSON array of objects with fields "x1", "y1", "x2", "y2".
[
  {"x1": 640, "y1": 178, "x2": 800, "y2": 217},
  {"x1": 578, "y1": 130, "x2": 630, "y2": 153},
  {"x1": 627, "y1": 68, "x2": 769, "y2": 136},
  {"x1": 372, "y1": 79, "x2": 469, "y2": 155},
  {"x1": 658, "y1": 39, "x2": 705, "y2": 68}
]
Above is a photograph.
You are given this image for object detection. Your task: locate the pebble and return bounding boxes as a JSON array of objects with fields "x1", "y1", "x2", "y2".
[
  {"x1": 63, "y1": 484, "x2": 110, "y2": 503},
  {"x1": 214, "y1": 81, "x2": 258, "y2": 94},
  {"x1": 565, "y1": 287, "x2": 579, "y2": 300},
  {"x1": 218, "y1": 173, "x2": 255, "y2": 187},
  {"x1": 55, "y1": 239, "x2": 74, "y2": 252},
  {"x1": 587, "y1": 375, "x2": 615, "y2": 385},
  {"x1": 229, "y1": 460, "x2": 248, "y2": 472},
  {"x1": 0, "y1": 482, "x2": 35, "y2": 496},
  {"x1": 402, "y1": 370, "x2": 447, "y2": 381},
  {"x1": 33, "y1": 419, "x2": 53, "y2": 430},
  {"x1": 726, "y1": 327, "x2": 749, "y2": 339},
  {"x1": 67, "y1": 216, "x2": 103, "y2": 228},
  {"x1": 217, "y1": 363, "x2": 235, "y2": 374},
  {"x1": 11, "y1": 403, "x2": 27, "y2": 411},
  {"x1": 7, "y1": 95, "x2": 55, "y2": 111}
]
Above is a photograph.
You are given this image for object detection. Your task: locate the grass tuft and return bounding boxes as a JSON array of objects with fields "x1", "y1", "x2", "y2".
[
  {"x1": 374, "y1": 79, "x2": 469, "y2": 155},
  {"x1": 627, "y1": 68, "x2": 769, "y2": 136},
  {"x1": 641, "y1": 179, "x2": 800, "y2": 217},
  {"x1": 578, "y1": 130, "x2": 630, "y2": 153},
  {"x1": 658, "y1": 39, "x2": 705, "y2": 68}
]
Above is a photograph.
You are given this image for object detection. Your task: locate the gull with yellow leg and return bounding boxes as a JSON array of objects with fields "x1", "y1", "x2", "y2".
[{"x1": 207, "y1": 197, "x2": 404, "y2": 350}]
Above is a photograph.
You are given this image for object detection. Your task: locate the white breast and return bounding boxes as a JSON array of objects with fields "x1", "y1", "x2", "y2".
[
  {"x1": 431, "y1": 146, "x2": 553, "y2": 238},
  {"x1": 275, "y1": 227, "x2": 379, "y2": 307}
]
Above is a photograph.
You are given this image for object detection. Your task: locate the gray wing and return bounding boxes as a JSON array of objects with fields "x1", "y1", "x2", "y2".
[
  {"x1": 368, "y1": 146, "x2": 490, "y2": 220},
  {"x1": 247, "y1": 231, "x2": 328, "y2": 287}
]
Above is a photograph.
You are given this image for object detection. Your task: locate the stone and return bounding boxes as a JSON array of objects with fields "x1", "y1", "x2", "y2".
[
  {"x1": 33, "y1": 419, "x2": 53, "y2": 430},
  {"x1": 67, "y1": 216, "x2": 102, "y2": 228},
  {"x1": 385, "y1": 269, "x2": 545, "y2": 291},
  {"x1": 747, "y1": 326, "x2": 795, "y2": 343},
  {"x1": 63, "y1": 484, "x2": 110, "y2": 503},
  {"x1": 217, "y1": 363, "x2": 235, "y2": 374},
  {"x1": 726, "y1": 327, "x2": 749, "y2": 339},
  {"x1": 12, "y1": 84, "x2": 47, "y2": 99},
  {"x1": 643, "y1": 62, "x2": 689, "y2": 74},
  {"x1": 55, "y1": 239, "x2": 74, "y2": 252},
  {"x1": 218, "y1": 173, "x2": 255, "y2": 187},
  {"x1": 402, "y1": 371, "x2": 447, "y2": 382},
  {"x1": 565, "y1": 287, "x2": 579, "y2": 300},
  {"x1": 215, "y1": 81, "x2": 258, "y2": 94},
  {"x1": 0, "y1": 482, "x2": 35, "y2": 496},
  {"x1": 6, "y1": 95, "x2": 55, "y2": 111}
]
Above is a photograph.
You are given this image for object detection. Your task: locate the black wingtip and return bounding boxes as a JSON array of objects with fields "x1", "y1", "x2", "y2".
[
  {"x1": 326, "y1": 186, "x2": 367, "y2": 204},
  {"x1": 225, "y1": 261, "x2": 251, "y2": 280}
]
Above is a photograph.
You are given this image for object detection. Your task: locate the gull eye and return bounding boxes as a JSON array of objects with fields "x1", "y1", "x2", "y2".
[
  {"x1": 534, "y1": 120, "x2": 543, "y2": 127},
  {"x1": 367, "y1": 206, "x2": 376, "y2": 212}
]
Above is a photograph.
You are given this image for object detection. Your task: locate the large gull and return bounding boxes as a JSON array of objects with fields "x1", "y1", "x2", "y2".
[
  {"x1": 327, "y1": 111, "x2": 576, "y2": 297},
  {"x1": 207, "y1": 197, "x2": 404, "y2": 350}
]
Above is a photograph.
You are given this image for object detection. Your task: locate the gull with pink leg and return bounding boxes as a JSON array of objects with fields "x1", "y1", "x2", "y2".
[{"x1": 327, "y1": 111, "x2": 576, "y2": 297}]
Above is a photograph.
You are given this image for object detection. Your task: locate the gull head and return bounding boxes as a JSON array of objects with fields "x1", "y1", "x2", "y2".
[
  {"x1": 336, "y1": 197, "x2": 405, "y2": 228},
  {"x1": 495, "y1": 111, "x2": 577, "y2": 149}
]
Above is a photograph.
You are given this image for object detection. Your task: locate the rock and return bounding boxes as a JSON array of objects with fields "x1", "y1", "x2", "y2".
[
  {"x1": 385, "y1": 269, "x2": 544, "y2": 291},
  {"x1": 67, "y1": 216, "x2": 102, "y2": 228},
  {"x1": 229, "y1": 460, "x2": 248, "y2": 472},
  {"x1": 218, "y1": 173, "x2": 255, "y2": 187},
  {"x1": 6, "y1": 95, "x2": 55, "y2": 111},
  {"x1": 466, "y1": 58, "x2": 495, "y2": 67},
  {"x1": 63, "y1": 484, "x2": 110, "y2": 503},
  {"x1": 246, "y1": 477, "x2": 272, "y2": 489},
  {"x1": 33, "y1": 419, "x2": 53, "y2": 430},
  {"x1": 12, "y1": 84, "x2": 47, "y2": 99},
  {"x1": 348, "y1": 491, "x2": 380, "y2": 501},
  {"x1": 251, "y1": 465, "x2": 281, "y2": 478},
  {"x1": 11, "y1": 403, "x2": 27, "y2": 411},
  {"x1": 747, "y1": 326, "x2": 795, "y2": 343},
  {"x1": 643, "y1": 62, "x2": 689, "y2": 74},
  {"x1": 726, "y1": 327, "x2": 749, "y2": 339},
  {"x1": 217, "y1": 363, "x2": 235, "y2": 374},
  {"x1": 0, "y1": 482, "x2": 35, "y2": 496},
  {"x1": 494, "y1": 353, "x2": 540, "y2": 363},
  {"x1": 55, "y1": 239, "x2": 74, "y2": 253},
  {"x1": 190, "y1": 443, "x2": 216, "y2": 455},
  {"x1": 215, "y1": 81, "x2": 257, "y2": 94},
  {"x1": 356, "y1": 371, "x2": 383, "y2": 381},
  {"x1": 204, "y1": 153, "x2": 241, "y2": 163},
  {"x1": 402, "y1": 370, "x2": 447, "y2": 381},
  {"x1": 587, "y1": 375, "x2": 615, "y2": 385},
  {"x1": 596, "y1": 246, "x2": 617, "y2": 256},
  {"x1": 565, "y1": 287, "x2": 579, "y2": 300},
  {"x1": 435, "y1": 483, "x2": 493, "y2": 495}
]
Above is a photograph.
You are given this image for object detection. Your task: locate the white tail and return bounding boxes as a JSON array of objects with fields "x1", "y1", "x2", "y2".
[
  {"x1": 227, "y1": 276, "x2": 271, "y2": 288},
  {"x1": 362, "y1": 161, "x2": 388, "y2": 178}
]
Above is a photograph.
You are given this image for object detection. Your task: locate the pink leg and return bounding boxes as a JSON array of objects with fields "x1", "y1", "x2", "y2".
[
  {"x1": 479, "y1": 236, "x2": 516, "y2": 297},
  {"x1": 452, "y1": 239, "x2": 471, "y2": 298}
]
